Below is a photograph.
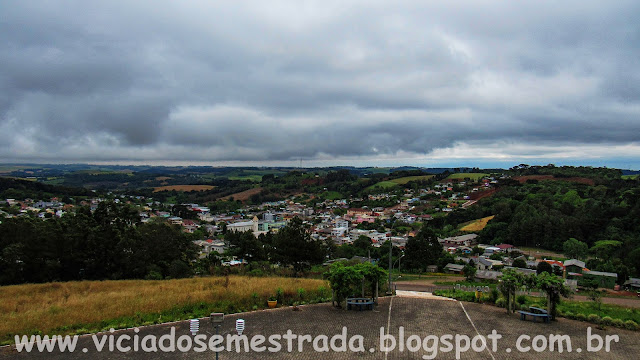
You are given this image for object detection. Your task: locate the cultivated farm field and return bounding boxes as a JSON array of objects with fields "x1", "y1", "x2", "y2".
[{"x1": 460, "y1": 215, "x2": 495, "y2": 232}]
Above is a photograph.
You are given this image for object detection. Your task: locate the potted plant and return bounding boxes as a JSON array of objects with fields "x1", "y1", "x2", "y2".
[{"x1": 268, "y1": 296, "x2": 277, "y2": 308}]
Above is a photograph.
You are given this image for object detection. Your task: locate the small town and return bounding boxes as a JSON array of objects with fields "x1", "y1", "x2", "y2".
[{"x1": 3, "y1": 1, "x2": 640, "y2": 358}]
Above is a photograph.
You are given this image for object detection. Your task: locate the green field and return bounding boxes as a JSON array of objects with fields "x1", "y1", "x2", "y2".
[
  {"x1": 366, "y1": 175, "x2": 436, "y2": 191},
  {"x1": 228, "y1": 175, "x2": 264, "y2": 182},
  {"x1": 622, "y1": 174, "x2": 639, "y2": 180},
  {"x1": 390, "y1": 175, "x2": 435, "y2": 184},
  {"x1": 446, "y1": 173, "x2": 489, "y2": 181},
  {"x1": 321, "y1": 191, "x2": 343, "y2": 200},
  {"x1": 43, "y1": 177, "x2": 65, "y2": 185},
  {"x1": 366, "y1": 180, "x2": 399, "y2": 191}
]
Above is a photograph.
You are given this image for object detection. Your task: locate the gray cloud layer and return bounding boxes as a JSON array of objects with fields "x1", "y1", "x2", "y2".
[{"x1": 1, "y1": 0, "x2": 639, "y2": 165}]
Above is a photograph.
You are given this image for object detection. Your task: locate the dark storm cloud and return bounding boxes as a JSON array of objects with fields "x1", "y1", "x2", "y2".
[{"x1": 1, "y1": 0, "x2": 640, "y2": 164}]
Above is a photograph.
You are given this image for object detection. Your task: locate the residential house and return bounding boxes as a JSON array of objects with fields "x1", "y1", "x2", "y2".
[
  {"x1": 476, "y1": 258, "x2": 493, "y2": 270},
  {"x1": 582, "y1": 270, "x2": 618, "y2": 289},
  {"x1": 564, "y1": 259, "x2": 586, "y2": 277},
  {"x1": 475, "y1": 270, "x2": 502, "y2": 282},
  {"x1": 444, "y1": 263, "x2": 465, "y2": 274},
  {"x1": 440, "y1": 234, "x2": 479, "y2": 247},
  {"x1": 623, "y1": 278, "x2": 640, "y2": 291}
]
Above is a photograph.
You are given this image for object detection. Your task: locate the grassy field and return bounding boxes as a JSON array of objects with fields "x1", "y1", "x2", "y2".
[
  {"x1": 365, "y1": 180, "x2": 399, "y2": 191},
  {"x1": 460, "y1": 215, "x2": 495, "y2": 232},
  {"x1": 43, "y1": 177, "x2": 65, "y2": 185},
  {"x1": 446, "y1": 173, "x2": 489, "y2": 181},
  {"x1": 152, "y1": 185, "x2": 216, "y2": 192},
  {"x1": 321, "y1": 191, "x2": 343, "y2": 200},
  {"x1": 228, "y1": 175, "x2": 263, "y2": 182},
  {"x1": 390, "y1": 175, "x2": 435, "y2": 184},
  {"x1": 622, "y1": 174, "x2": 639, "y2": 180},
  {"x1": 0, "y1": 276, "x2": 329, "y2": 345},
  {"x1": 518, "y1": 247, "x2": 565, "y2": 259}
]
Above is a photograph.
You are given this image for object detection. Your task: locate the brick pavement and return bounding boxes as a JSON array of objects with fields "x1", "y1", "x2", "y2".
[{"x1": 2, "y1": 296, "x2": 638, "y2": 359}]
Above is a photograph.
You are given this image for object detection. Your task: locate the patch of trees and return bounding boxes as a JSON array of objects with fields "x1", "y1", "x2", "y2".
[
  {"x1": 475, "y1": 173, "x2": 640, "y2": 276},
  {"x1": 0, "y1": 177, "x2": 94, "y2": 201},
  {"x1": 0, "y1": 202, "x2": 196, "y2": 285},
  {"x1": 225, "y1": 218, "x2": 326, "y2": 273},
  {"x1": 508, "y1": 164, "x2": 622, "y2": 181}
]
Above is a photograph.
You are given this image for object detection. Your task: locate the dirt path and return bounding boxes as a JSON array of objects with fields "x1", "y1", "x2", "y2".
[
  {"x1": 395, "y1": 276, "x2": 463, "y2": 287},
  {"x1": 572, "y1": 294, "x2": 640, "y2": 308}
]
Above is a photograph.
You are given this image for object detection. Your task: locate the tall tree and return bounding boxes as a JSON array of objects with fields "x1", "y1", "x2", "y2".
[
  {"x1": 272, "y1": 217, "x2": 325, "y2": 272},
  {"x1": 563, "y1": 238, "x2": 588, "y2": 260},
  {"x1": 402, "y1": 227, "x2": 443, "y2": 272}
]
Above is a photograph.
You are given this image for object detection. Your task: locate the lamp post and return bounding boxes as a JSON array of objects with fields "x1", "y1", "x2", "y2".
[
  {"x1": 388, "y1": 241, "x2": 392, "y2": 293},
  {"x1": 211, "y1": 313, "x2": 224, "y2": 360},
  {"x1": 392, "y1": 252, "x2": 405, "y2": 290}
]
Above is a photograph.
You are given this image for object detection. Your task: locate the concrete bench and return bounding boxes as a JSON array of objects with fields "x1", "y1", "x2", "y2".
[
  {"x1": 518, "y1": 311, "x2": 550, "y2": 323},
  {"x1": 346, "y1": 298, "x2": 374, "y2": 311}
]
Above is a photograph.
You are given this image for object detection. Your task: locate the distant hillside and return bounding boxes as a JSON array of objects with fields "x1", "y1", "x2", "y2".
[{"x1": 0, "y1": 177, "x2": 94, "y2": 200}]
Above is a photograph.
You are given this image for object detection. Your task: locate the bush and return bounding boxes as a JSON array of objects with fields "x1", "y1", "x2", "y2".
[
  {"x1": 612, "y1": 319, "x2": 625, "y2": 328},
  {"x1": 490, "y1": 288, "x2": 499, "y2": 303},
  {"x1": 516, "y1": 295, "x2": 527, "y2": 305},
  {"x1": 624, "y1": 320, "x2": 638, "y2": 331},
  {"x1": 563, "y1": 311, "x2": 574, "y2": 319},
  {"x1": 145, "y1": 270, "x2": 163, "y2": 280},
  {"x1": 587, "y1": 314, "x2": 601, "y2": 324},
  {"x1": 575, "y1": 313, "x2": 587, "y2": 321},
  {"x1": 521, "y1": 304, "x2": 529, "y2": 311},
  {"x1": 495, "y1": 297, "x2": 505, "y2": 308},
  {"x1": 248, "y1": 269, "x2": 264, "y2": 277},
  {"x1": 275, "y1": 287, "x2": 284, "y2": 303},
  {"x1": 601, "y1": 316, "x2": 614, "y2": 326}
]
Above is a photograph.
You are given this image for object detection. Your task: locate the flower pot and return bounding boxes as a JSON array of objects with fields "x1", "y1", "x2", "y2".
[{"x1": 268, "y1": 300, "x2": 277, "y2": 308}]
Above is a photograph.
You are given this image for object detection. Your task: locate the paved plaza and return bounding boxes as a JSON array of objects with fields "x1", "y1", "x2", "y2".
[{"x1": 2, "y1": 293, "x2": 639, "y2": 359}]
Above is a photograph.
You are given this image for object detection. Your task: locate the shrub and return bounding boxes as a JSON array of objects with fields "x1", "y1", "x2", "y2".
[
  {"x1": 575, "y1": 313, "x2": 587, "y2": 321},
  {"x1": 275, "y1": 287, "x2": 284, "y2": 302},
  {"x1": 495, "y1": 297, "x2": 505, "y2": 308},
  {"x1": 601, "y1": 316, "x2": 614, "y2": 326},
  {"x1": 248, "y1": 269, "x2": 264, "y2": 277},
  {"x1": 516, "y1": 295, "x2": 527, "y2": 305},
  {"x1": 521, "y1": 304, "x2": 529, "y2": 311},
  {"x1": 145, "y1": 271, "x2": 163, "y2": 280},
  {"x1": 624, "y1": 320, "x2": 638, "y2": 331},
  {"x1": 612, "y1": 319, "x2": 625, "y2": 328},
  {"x1": 563, "y1": 311, "x2": 574, "y2": 319},
  {"x1": 480, "y1": 294, "x2": 493, "y2": 303},
  {"x1": 587, "y1": 314, "x2": 600, "y2": 324},
  {"x1": 490, "y1": 288, "x2": 499, "y2": 303}
]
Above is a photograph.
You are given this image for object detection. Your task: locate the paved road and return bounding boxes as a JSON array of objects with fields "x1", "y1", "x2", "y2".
[{"x1": 2, "y1": 295, "x2": 639, "y2": 359}]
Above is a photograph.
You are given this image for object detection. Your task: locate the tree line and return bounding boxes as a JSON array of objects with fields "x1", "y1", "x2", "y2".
[{"x1": 0, "y1": 202, "x2": 196, "y2": 285}]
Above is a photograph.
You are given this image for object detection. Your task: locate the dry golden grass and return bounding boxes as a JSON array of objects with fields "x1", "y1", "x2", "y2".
[
  {"x1": 220, "y1": 187, "x2": 263, "y2": 201},
  {"x1": 460, "y1": 215, "x2": 495, "y2": 232},
  {"x1": 0, "y1": 276, "x2": 327, "y2": 342},
  {"x1": 153, "y1": 184, "x2": 215, "y2": 192}
]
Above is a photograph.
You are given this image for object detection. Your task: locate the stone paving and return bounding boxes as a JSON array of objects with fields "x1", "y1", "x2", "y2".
[{"x1": 2, "y1": 294, "x2": 639, "y2": 359}]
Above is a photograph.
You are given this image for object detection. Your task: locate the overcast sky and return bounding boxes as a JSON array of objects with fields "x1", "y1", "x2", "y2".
[{"x1": 1, "y1": 1, "x2": 639, "y2": 168}]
